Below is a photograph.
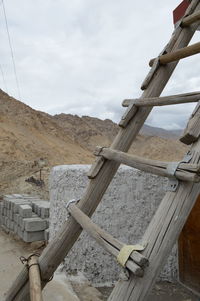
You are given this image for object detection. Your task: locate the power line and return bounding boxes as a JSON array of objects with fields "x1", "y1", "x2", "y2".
[
  {"x1": 0, "y1": 63, "x2": 8, "y2": 92},
  {"x1": 1, "y1": 0, "x2": 21, "y2": 100}
]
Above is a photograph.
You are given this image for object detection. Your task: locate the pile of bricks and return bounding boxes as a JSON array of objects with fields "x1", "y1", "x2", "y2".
[{"x1": 0, "y1": 194, "x2": 49, "y2": 242}]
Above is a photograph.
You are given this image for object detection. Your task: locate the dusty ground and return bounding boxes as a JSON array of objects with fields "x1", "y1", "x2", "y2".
[{"x1": 0, "y1": 228, "x2": 199, "y2": 301}]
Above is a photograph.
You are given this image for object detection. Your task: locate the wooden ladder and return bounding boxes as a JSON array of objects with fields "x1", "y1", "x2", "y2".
[{"x1": 5, "y1": 1, "x2": 200, "y2": 300}]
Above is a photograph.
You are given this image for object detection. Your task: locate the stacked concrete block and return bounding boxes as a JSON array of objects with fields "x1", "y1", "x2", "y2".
[{"x1": 0, "y1": 195, "x2": 50, "y2": 243}]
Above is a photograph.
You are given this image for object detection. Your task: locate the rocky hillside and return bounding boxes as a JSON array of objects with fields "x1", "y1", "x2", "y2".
[
  {"x1": 0, "y1": 89, "x2": 188, "y2": 196},
  {"x1": 54, "y1": 113, "x2": 188, "y2": 161}
]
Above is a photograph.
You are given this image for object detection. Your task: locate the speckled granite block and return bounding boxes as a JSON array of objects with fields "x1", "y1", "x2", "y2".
[{"x1": 49, "y1": 165, "x2": 178, "y2": 285}]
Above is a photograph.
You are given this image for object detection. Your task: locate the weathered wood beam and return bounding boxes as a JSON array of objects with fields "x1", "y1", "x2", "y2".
[
  {"x1": 182, "y1": 10, "x2": 200, "y2": 27},
  {"x1": 94, "y1": 147, "x2": 200, "y2": 182},
  {"x1": 180, "y1": 101, "x2": 200, "y2": 145},
  {"x1": 122, "y1": 91, "x2": 200, "y2": 107},
  {"x1": 5, "y1": 1, "x2": 199, "y2": 300},
  {"x1": 68, "y1": 203, "x2": 148, "y2": 276},
  {"x1": 28, "y1": 256, "x2": 43, "y2": 301},
  {"x1": 108, "y1": 150, "x2": 200, "y2": 301},
  {"x1": 149, "y1": 41, "x2": 200, "y2": 67}
]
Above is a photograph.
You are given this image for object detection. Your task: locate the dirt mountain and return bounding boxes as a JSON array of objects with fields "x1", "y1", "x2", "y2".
[
  {"x1": 53, "y1": 113, "x2": 188, "y2": 161},
  {"x1": 0, "y1": 89, "x2": 188, "y2": 196}
]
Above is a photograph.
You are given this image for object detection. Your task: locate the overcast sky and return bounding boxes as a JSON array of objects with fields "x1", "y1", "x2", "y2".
[{"x1": 0, "y1": 0, "x2": 200, "y2": 130}]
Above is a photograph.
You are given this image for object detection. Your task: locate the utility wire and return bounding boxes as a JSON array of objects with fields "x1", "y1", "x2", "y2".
[
  {"x1": 0, "y1": 63, "x2": 8, "y2": 92},
  {"x1": 1, "y1": 0, "x2": 21, "y2": 99}
]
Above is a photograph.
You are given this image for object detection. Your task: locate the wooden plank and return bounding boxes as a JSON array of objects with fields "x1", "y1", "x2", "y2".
[
  {"x1": 180, "y1": 101, "x2": 200, "y2": 145},
  {"x1": 28, "y1": 256, "x2": 43, "y2": 301},
  {"x1": 182, "y1": 10, "x2": 200, "y2": 26},
  {"x1": 118, "y1": 104, "x2": 138, "y2": 128},
  {"x1": 149, "y1": 41, "x2": 200, "y2": 67},
  {"x1": 68, "y1": 204, "x2": 148, "y2": 275},
  {"x1": 108, "y1": 149, "x2": 200, "y2": 301},
  {"x1": 4, "y1": 1, "x2": 200, "y2": 300},
  {"x1": 149, "y1": 42, "x2": 200, "y2": 66},
  {"x1": 122, "y1": 91, "x2": 200, "y2": 107},
  {"x1": 94, "y1": 147, "x2": 200, "y2": 182},
  {"x1": 87, "y1": 156, "x2": 105, "y2": 179}
]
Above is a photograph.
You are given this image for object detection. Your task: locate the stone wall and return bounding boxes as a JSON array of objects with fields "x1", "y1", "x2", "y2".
[{"x1": 49, "y1": 165, "x2": 178, "y2": 285}]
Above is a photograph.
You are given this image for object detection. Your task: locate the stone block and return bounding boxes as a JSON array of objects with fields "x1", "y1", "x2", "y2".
[
  {"x1": 2, "y1": 216, "x2": 5, "y2": 225},
  {"x1": 40, "y1": 205, "x2": 50, "y2": 219},
  {"x1": 44, "y1": 229, "x2": 49, "y2": 241},
  {"x1": 9, "y1": 210, "x2": 14, "y2": 220},
  {"x1": 22, "y1": 217, "x2": 47, "y2": 232},
  {"x1": 14, "y1": 223, "x2": 18, "y2": 234},
  {"x1": 1, "y1": 224, "x2": 9, "y2": 234},
  {"x1": 18, "y1": 204, "x2": 32, "y2": 218},
  {"x1": 3, "y1": 207, "x2": 6, "y2": 216},
  {"x1": 23, "y1": 230, "x2": 45, "y2": 242},
  {"x1": 17, "y1": 227, "x2": 23, "y2": 239},
  {"x1": 14, "y1": 213, "x2": 19, "y2": 224},
  {"x1": 44, "y1": 219, "x2": 49, "y2": 228},
  {"x1": 13, "y1": 201, "x2": 31, "y2": 213},
  {"x1": 19, "y1": 216, "x2": 23, "y2": 227},
  {"x1": 9, "y1": 220, "x2": 14, "y2": 231}
]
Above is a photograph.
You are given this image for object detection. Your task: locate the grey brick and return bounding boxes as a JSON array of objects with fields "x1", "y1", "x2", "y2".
[
  {"x1": 9, "y1": 220, "x2": 14, "y2": 231},
  {"x1": 17, "y1": 227, "x2": 23, "y2": 239},
  {"x1": 22, "y1": 217, "x2": 47, "y2": 232},
  {"x1": 14, "y1": 213, "x2": 19, "y2": 224},
  {"x1": 1, "y1": 225, "x2": 9, "y2": 234},
  {"x1": 19, "y1": 204, "x2": 32, "y2": 218},
  {"x1": 23, "y1": 230, "x2": 45, "y2": 242},
  {"x1": 3, "y1": 207, "x2": 6, "y2": 216},
  {"x1": 44, "y1": 229, "x2": 49, "y2": 241},
  {"x1": 13, "y1": 201, "x2": 31, "y2": 213},
  {"x1": 14, "y1": 223, "x2": 18, "y2": 234}
]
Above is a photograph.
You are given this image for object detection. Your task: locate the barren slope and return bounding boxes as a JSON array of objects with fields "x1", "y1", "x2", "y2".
[{"x1": 0, "y1": 90, "x2": 188, "y2": 196}]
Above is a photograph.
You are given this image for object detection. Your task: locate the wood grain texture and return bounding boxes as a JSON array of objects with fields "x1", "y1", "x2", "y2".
[
  {"x1": 5, "y1": 1, "x2": 200, "y2": 300},
  {"x1": 149, "y1": 41, "x2": 200, "y2": 67},
  {"x1": 28, "y1": 256, "x2": 43, "y2": 301},
  {"x1": 68, "y1": 204, "x2": 148, "y2": 276},
  {"x1": 182, "y1": 10, "x2": 200, "y2": 26},
  {"x1": 180, "y1": 101, "x2": 200, "y2": 145},
  {"x1": 122, "y1": 91, "x2": 200, "y2": 107},
  {"x1": 94, "y1": 147, "x2": 200, "y2": 182},
  {"x1": 108, "y1": 150, "x2": 200, "y2": 301}
]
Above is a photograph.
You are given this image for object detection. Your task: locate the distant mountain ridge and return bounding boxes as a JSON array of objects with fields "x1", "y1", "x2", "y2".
[
  {"x1": 140, "y1": 124, "x2": 182, "y2": 139},
  {"x1": 0, "y1": 89, "x2": 188, "y2": 166}
]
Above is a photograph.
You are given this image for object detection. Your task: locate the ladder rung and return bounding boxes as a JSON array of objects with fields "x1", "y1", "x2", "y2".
[
  {"x1": 149, "y1": 41, "x2": 200, "y2": 67},
  {"x1": 122, "y1": 91, "x2": 200, "y2": 108},
  {"x1": 94, "y1": 147, "x2": 200, "y2": 182},
  {"x1": 67, "y1": 203, "x2": 149, "y2": 276},
  {"x1": 181, "y1": 10, "x2": 200, "y2": 27}
]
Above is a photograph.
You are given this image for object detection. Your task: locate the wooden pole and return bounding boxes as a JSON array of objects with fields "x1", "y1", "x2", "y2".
[
  {"x1": 68, "y1": 204, "x2": 148, "y2": 276},
  {"x1": 122, "y1": 91, "x2": 200, "y2": 107},
  {"x1": 5, "y1": 1, "x2": 200, "y2": 300},
  {"x1": 182, "y1": 10, "x2": 200, "y2": 27},
  {"x1": 149, "y1": 41, "x2": 200, "y2": 67},
  {"x1": 94, "y1": 147, "x2": 200, "y2": 182},
  {"x1": 108, "y1": 149, "x2": 200, "y2": 301},
  {"x1": 28, "y1": 256, "x2": 43, "y2": 301}
]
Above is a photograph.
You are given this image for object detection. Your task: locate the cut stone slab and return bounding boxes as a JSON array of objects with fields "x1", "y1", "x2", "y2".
[
  {"x1": 23, "y1": 230, "x2": 45, "y2": 242},
  {"x1": 18, "y1": 204, "x2": 32, "y2": 218},
  {"x1": 22, "y1": 217, "x2": 47, "y2": 232},
  {"x1": 44, "y1": 229, "x2": 49, "y2": 241}
]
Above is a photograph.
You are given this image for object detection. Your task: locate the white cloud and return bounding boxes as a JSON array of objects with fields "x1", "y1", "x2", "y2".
[{"x1": 0, "y1": 0, "x2": 200, "y2": 129}]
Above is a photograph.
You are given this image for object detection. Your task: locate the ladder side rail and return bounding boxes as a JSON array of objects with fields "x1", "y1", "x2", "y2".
[
  {"x1": 5, "y1": 1, "x2": 200, "y2": 300},
  {"x1": 108, "y1": 147, "x2": 200, "y2": 301}
]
